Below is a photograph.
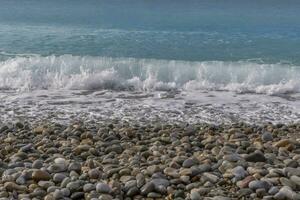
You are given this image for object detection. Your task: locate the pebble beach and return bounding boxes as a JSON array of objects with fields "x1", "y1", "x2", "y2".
[{"x1": 0, "y1": 121, "x2": 299, "y2": 199}]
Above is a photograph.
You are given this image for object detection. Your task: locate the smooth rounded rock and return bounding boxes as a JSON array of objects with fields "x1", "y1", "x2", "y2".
[
  {"x1": 245, "y1": 151, "x2": 266, "y2": 162},
  {"x1": 66, "y1": 181, "x2": 81, "y2": 192},
  {"x1": 249, "y1": 180, "x2": 272, "y2": 191},
  {"x1": 262, "y1": 132, "x2": 273, "y2": 142},
  {"x1": 190, "y1": 189, "x2": 201, "y2": 200},
  {"x1": 96, "y1": 183, "x2": 112, "y2": 194},
  {"x1": 32, "y1": 170, "x2": 51, "y2": 181},
  {"x1": 53, "y1": 173, "x2": 67, "y2": 183}
]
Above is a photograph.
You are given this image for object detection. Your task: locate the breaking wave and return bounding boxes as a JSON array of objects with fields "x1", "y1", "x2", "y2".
[{"x1": 0, "y1": 55, "x2": 299, "y2": 95}]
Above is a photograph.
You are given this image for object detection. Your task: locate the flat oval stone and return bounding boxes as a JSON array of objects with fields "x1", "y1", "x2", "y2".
[
  {"x1": 290, "y1": 175, "x2": 300, "y2": 187},
  {"x1": 88, "y1": 168, "x2": 102, "y2": 179},
  {"x1": 202, "y1": 172, "x2": 219, "y2": 183},
  {"x1": 262, "y1": 132, "x2": 273, "y2": 142},
  {"x1": 141, "y1": 182, "x2": 155, "y2": 195},
  {"x1": 53, "y1": 173, "x2": 67, "y2": 183},
  {"x1": 245, "y1": 151, "x2": 266, "y2": 162},
  {"x1": 96, "y1": 183, "x2": 112, "y2": 194},
  {"x1": 190, "y1": 189, "x2": 201, "y2": 200},
  {"x1": 163, "y1": 167, "x2": 179, "y2": 178},
  {"x1": 66, "y1": 181, "x2": 81, "y2": 192},
  {"x1": 32, "y1": 170, "x2": 51, "y2": 181},
  {"x1": 274, "y1": 186, "x2": 300, "y2": 200},
  {"x1": 32, "y1": 160, "x2": 44, "y2": 169},
  {"x1": 53, "y1": 190, "x2": 64, "y2": 199},
  {"x1": 249, "y1": 180, "x2": 272, "y2": 191},
  {"x1": 182, "y1": 158, "x2": 198, "y2": 168},
  {"x1": 83, "y1": 183, "x2": 95, "y2": 192},
  {"x1": 231, "y1": 166, "x2": 248, "y2": 181}
]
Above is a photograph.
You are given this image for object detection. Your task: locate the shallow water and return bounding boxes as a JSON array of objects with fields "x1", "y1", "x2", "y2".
[{"x1": 1, "y1": 89, "x2": 299, "y2": 125}]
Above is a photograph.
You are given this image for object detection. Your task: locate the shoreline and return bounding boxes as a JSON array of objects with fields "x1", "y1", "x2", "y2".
[
  {"x1": 1, "y1": 89, "x2": 300, "y2": 127},
  {"x1": 0, "y1": 121, "x2": 299, "y2": 199}
]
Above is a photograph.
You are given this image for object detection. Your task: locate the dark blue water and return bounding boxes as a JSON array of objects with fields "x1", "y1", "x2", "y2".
[{"x1": 1, "y1": 0, "x2": 300, "y2": 63}]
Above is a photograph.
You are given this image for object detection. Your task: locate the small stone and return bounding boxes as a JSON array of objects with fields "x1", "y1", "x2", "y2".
[
  {"x1": 54, "y1": 158, "x2": 68, "y2": 165},
  {"x1": 15, "y1": 121, "x2": 24, "y2": 128},
  {"x1": 249, "y1": 180, "x2": 272, "y2": 191},
  {"x1": 68, "y1": 162, "x2": 81, "y2": 173},
  {"x1": 284, "y1": 168, "x2": 300, "y2": 177},
  {"x1": 98, "y1": 194, "x2": 113, "y2": 200},
  {"x1": 105, "y1": 144, "x2": 122, "y2": 154},
  {"x1": 180, "y1": 168, "x2": 193, "y2": 176},
  {"x1": 70, "y1": 192, "x2": 84, "y2": 199},
  {"x1": 53, "y1": 173, "x2": 67, "y2": 183},
  {"x1": 16, "y1": 175, "x2": 27, "y2": 185},
  {"x1": 285, "y1": 160, "x2": 299, "y2": 168},
  {"x1": 174, "y1": 190, "x2": 185, "y2": 198},
  {"x1": 182, "y1": 158, "x2": 198, "y2": 168},
  {"x1": 151, "y1": 178, "x2": 170, "y2": 189},
  {"x1": 0, "y1": 191, "x2": 9, "y2": 198},
  {"x1": 212, "y1": 196, "x2": 231, "y2": 200},
  {"x1": 274, "y1": 186, "x2": 300, "y2": 200},
  {"x1": 155, "y1": 185, "x2": 167, "y2": 194},
  {"x1": 163, "y1": 167, "x2": 179, "y2": 178},
  {"x1": 88, "y1": 168, "x2": 102, "y2": 179},
  {"x1": 231, "y1": 166, "x2": 248, "y2": 181},
  {"x1": 48, "y1": 163, "x2": 67, "y2": 173},
  {"x1": 202, "y1": 172, "x2": 219, "y2": 183},
  {"x1": 147, "y1": 192, "x2": 162, "y2": 198},
  {"x1": 74, "y1": 144, "x2": 90, "y2": 155},
  {"x1": 83, "y1": 183, "x2": 95, "y2": 192},
  {"x1": 32, "y1": 160, "x2": 44, "y2": 169},
  {"x1": 262, "y1": 132, "x2": 273, "y2": 142},
  {"x1": 38, "y1": 181, "x2": 55, "y2": 189},
  {"x1": 180, "y1": 175, "x2": 190, "y2": 183},
  {"x1": 146, "y1": 165, "x2": 160, "y2": 175},
  {"x1": 141, "y1": 182, "x2": 155, "y2": 195},
  {"x1": 20, "y1": 143, "x2": 33, "y2": 152},
  {"x1": 96, "y1": 183, "x2": 112, "y2": 194},
  {"x1": 290, "y1": 175, "x2": 300, "y2": 187},
  {"x1": 61, "y1": 188, "x2": 70, "y2": 197},
  {"x1": 274, "y1": 139, "x2": 291, "y2": 148},
  {"x1": 44, "y1": 194, "x2": 55, "y2": 200},
  {"x1": 33, "y1": 126, "x2": 44, "y2": 134},
  {"x1": 53, "y1": 190, "x2": 64, "y2": 199},
  {"x1": 47, "y1": 186, "x2": 60, "y2": 193},
  {"x1": 32, "y1": 170, "x2": 51, "y2": 181},
  {"x1": 256, "y1": 188, "x2": 267, "y2": 198},
  {"x1": 268, "y1": 186, "x2": 279, "y2": 195},
  {"x1": 66, "y1": 181, "x2": 81, "y2": 192},
  {"x1": 119, "y1": 175, "x2": 134, "y2": 183},
  {"x1": 190, "y1": 189, "x2": 201, "y2": 200},
  {"x1": 245, "y1": 151, "x2": 266, "y2": 162},
  {"x1": 136, "y1": 173, "x2": 145, "y2": 188},
  {"x1": 61, "y1": 177, "x2": 71, "y2": 188},
  {"x1": 126, "y1": 186, "x2": 139, "y2": 197},
  {"x1": 280, "y1": 177, "x2": 297, "y2": 190},
  {"x1": 238, "y1": 188, "x2": 252, "y2": 197},
  {"x1": 4, "y1": 182, "x2": 26, "y2": 192},
  {"x1": 223, "y1": 154, "x2": 242, "y2": 162}
]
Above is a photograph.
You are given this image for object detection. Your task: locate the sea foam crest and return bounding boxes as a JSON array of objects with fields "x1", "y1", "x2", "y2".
[{"x1": 0, "y1": 55, "x2": 299, "y2": 95}]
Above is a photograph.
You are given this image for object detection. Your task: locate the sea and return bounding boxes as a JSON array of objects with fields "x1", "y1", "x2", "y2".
[{"x1": 0, "y1": 0, "x2": 300, "y2": 125}]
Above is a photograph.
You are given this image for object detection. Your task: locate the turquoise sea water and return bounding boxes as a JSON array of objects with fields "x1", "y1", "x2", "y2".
[{"x1": 1, "y1": 0, "x2": 300, "y2": 62}]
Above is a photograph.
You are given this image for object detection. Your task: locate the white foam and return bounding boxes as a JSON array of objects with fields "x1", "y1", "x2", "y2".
[{"x1": 0, "y1": 55, "x2": 299, "y2": 95}]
